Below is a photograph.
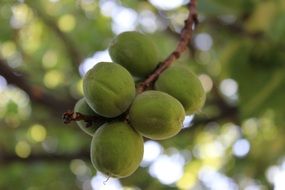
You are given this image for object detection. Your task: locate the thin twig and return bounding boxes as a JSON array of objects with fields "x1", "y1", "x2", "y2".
[
  {"x1": 0, "y1": 59, "x2": 74, "y2": 116},
  {"x1": 137, "y1": 1, "x2": 198, "y2": 93},
  {"x1": 0, "y1": 151, "x2": 90, "y2": 163}
]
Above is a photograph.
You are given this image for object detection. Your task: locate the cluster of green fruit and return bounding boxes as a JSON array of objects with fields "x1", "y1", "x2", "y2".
[{"x1": 74, "y1": 31, "x2": 205, "y2": 178}]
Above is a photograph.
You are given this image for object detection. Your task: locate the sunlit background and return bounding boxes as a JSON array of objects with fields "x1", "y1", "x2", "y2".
[{"x1": 0, "y1": 0, "x2": 285, "y2": 189}]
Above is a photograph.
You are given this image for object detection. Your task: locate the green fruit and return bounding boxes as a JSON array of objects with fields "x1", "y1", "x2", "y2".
[
  {"x1": 129, "y1": 91, "x2": 185, "y2": 140},
  {"x1": 74, "y1": 98, "x2": 105, "y2": 136},
  {"x1": 83, "y1": 62, "x2": 135, "y2": 118},
  {"x1": 109, "y1": 31, "x2": 159, "y2": 78},
  {"x1": 155, "y1": 65, "x2": 205, "y2": 114},
  {"x1": 90, "y1": 122, "x2": 144, "y2": 178}
]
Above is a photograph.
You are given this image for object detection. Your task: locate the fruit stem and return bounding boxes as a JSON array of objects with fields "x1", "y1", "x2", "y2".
[
  {"x1": 103, "y1": 176, "x2": 110, "y2": 185},
  {"x1": 137, "y1": 0, "x2": 198, "y2": 93}
]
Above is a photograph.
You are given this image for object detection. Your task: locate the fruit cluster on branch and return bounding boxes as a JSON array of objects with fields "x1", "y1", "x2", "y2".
[{"x1": 62, "y1": 1, "x2": 202, "y2": 179}]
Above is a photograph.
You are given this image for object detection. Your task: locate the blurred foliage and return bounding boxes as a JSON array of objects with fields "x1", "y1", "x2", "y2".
[{"x1": 0, "y1": 0, "x2": 285, "y2": 190}]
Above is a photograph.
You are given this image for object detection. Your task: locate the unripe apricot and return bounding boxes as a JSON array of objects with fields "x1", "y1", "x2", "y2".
[
  {"x1": 90, "y1": 122, "x2": 144, "y2": 178},
  {"x1": 74, "y1": 98, "x2": 105, "y2": 136},
  {"x1": 129, "y1": 91, "x2": 185, "y2": 140},
  {"x1": 155, "y1": 65, "x2": 205, "y2": 114},
  {"x1": 83, "y1": 62, "x2": 135, "y2": 118},
  {"x1": 109, "y1": 31, "x2": 159, "y2": 78}
]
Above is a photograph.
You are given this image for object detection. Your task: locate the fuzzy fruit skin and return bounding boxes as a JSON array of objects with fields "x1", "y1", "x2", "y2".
[
  {"x1": 74, "y1": 98, "x2": 105, "y2": 136},
  {"x1": 83, "y1": 62, "x2": 135, "y2": 118},
  {"x1": 109, "y1": 31, "x2": 159, "y2": 78},
  {"x1": 129, "y1": 91, "x2": 185, "y2": 140},
  {"x1": 155, "y1": 65, "x2": 206, "y2": 114},
  {"x1": 90, "y1": 122, "x2": 144, "y2": 178}
]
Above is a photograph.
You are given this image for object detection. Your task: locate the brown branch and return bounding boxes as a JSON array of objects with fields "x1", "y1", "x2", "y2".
[
  {"x1": 0, "y1": 59, "x2": 75, "y2": 116},
  {"x1": 0, "y1": 151, "x2": 89, "y2": 164},
  {"x1": 137, "y1": 1, "x2": 198, "y2": 93}
]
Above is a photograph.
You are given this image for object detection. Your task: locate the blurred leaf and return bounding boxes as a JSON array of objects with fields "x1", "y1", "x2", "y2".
[
  {"x1": 228, "y1": 41, "x2": 285, "y2": 124},
  {"x1": 245, "y1": 1, "x2": 276, "y2": 32}
]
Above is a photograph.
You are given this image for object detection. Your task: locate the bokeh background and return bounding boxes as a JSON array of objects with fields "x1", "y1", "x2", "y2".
[{"x1": 1, "y1": 0, "x2": 285, "y2": 189}]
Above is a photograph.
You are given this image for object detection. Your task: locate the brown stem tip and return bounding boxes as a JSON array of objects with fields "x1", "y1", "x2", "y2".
[{"x1": 62, "y1": 111, "x2": 99, "y2": 127}]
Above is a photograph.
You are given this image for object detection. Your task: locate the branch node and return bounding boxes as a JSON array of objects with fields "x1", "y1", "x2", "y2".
[{"x1": 173, "y1": 51, "x2": 180, "y2": 59}]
